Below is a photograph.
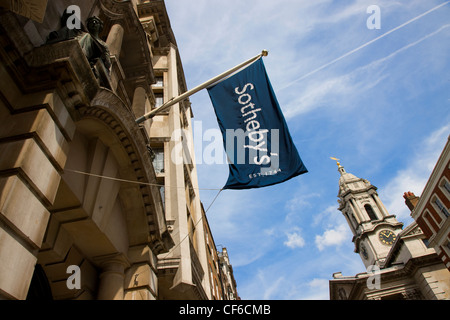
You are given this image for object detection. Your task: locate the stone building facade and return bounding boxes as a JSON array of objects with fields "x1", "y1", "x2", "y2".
[
  {"x1": 329, "y1": 160, "x2": 450, "y2": 300},
  {"x1": 202, "y1": 204, "x2": 225, "y2": 300},
  {"x1": 218, "y1": 247, "x2": 239, "y2": 300},
  {"x1": 0, "y1": 0, "x2": 236, "y2": 300}
]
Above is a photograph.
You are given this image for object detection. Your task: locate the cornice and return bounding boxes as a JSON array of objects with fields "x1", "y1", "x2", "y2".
[{"x1": 339, "y1": 184, "x2": 378, "y2": 199}]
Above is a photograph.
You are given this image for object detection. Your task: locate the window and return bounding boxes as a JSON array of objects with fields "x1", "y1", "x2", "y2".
[
  {"x1": 345, "y1": 211, "x2": 358, "y2": 230},
  {"x1": 365, "y1": 204, "x2": 377, "y2": 220},
  {"x1": 153, "y1": 76, "x2": 164, "y2": 87},
  {"x1": 152, "y1": 149, "x2": 164, "y2": 174},
  {"x1": 159, "y1": 186, "x2": 165, "y2": 209},
  {"x1": 154, "y1": 93, "x2": 163, "y2": 108},
  {"x1": 434, "y1": 197, "x2": 449, "y2": 218},
  {"x1": 442, "y1": 179, "x2": 450, "y2": 195}
]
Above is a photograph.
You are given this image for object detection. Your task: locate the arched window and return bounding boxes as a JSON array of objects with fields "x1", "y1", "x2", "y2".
[{"x1": 365, "y1": 204, "x2": 377, "y2": 220}]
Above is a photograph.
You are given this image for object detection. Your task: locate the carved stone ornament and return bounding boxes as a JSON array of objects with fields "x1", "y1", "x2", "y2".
[{"x1": 46, "y1": 11, "x2": 111, "y2": 82}]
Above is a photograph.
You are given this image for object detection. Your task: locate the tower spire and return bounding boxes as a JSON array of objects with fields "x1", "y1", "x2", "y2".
[
  {"x1": 330, "y1": 157, "x2": 346, "y2": 175},
  {"x1": 334, "y1": 161, "x2": 403, "y2": 268}
]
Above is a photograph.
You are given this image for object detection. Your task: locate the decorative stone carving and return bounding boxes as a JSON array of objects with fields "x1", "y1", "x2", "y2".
[
  {"x1": 78, "y1": 16, "x2": 111, "y2": 72},
  {"x1": 47, "y1": 11, "x2": 111, "y2": 83},
  {"x1": 338, "y1": 288, "x2": 347, "y2": 300},
  {"x1": 402, "y1": 288, "x2": 422, "y2": 300}
]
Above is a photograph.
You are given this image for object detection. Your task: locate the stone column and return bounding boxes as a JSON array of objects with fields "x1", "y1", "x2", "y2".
[
  {"x1": 105, "y1": 23, "x2": 125, "y2": 91},
  {"x1": 131, "y1": 85, "x2": 148, "y2": 118},
  {"x1": 350, "y1": 198, "x2": 363, "y2": 223},
  {"x1": 132, "y1": 85, "x2": 152, "y2": 133},
  {"x1": 124, "y1": 245, "x2": 158, "y2": 300},
  {"x1": 162, "y1": 44, "x2": 193, "y2": 292},
  {"x1": 106, "y1": 23, "x2": 124, "y2": 57},
  {"x1": 372, "y1": 193, "x2": 390, "y2": 217},
  {"x1": 96, "y1": 253, "x2": 130, "y2": 300}
]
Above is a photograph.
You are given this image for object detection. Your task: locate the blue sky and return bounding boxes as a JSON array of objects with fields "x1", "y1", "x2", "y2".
[{"x1": 164, "y1": 0, "x2": 450, "y2": 299}]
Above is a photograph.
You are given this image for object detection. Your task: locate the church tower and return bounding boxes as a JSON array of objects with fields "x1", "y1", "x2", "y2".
[{"x1": 334, "y1": 160, "x2": 403, "y2": 268}]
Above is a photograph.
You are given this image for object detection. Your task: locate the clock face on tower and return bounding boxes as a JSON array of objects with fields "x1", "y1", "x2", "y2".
[{"x1": 379, "y1": 230, "x2": 396, "y2": 245}]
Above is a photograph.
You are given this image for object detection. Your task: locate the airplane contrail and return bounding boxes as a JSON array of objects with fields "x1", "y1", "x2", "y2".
[{"x1": 280, "y1": 1, "x2": 450, "y2": 91}]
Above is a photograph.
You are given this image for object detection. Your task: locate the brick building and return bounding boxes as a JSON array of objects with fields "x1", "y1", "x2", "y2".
[{"x1": 404, "y1": 135, "x2": 450, "y2": 270}]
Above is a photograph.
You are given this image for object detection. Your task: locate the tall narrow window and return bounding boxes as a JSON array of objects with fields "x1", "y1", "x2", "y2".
[
  {"x1": 159, "y1": 186, "x2": 165, "y2": 209},
  {"x1": 345, "y1": 211, "x2": 358, "y2": 232},
  {"x1": 154, "y1": 76, "x2": 164, "y2": 87},
  {"x1": 443, "y1": 180, "x2": 450, "y2": 194},
  {"x1": 152, "y1": 149, "x2": 164, "y2": 174},
  {"x1": 434, "y1": 197, "x2": 449, "y2": 218},
  {"x1": 154, "y1": 93, "x2": 163, "y2": 108},
  {"x1": 365, "y1": 204, "x2": 377, "y2": 220}
]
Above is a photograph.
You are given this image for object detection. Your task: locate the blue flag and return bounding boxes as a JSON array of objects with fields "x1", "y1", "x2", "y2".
[{"x1": 207, "y1": 58, "x2": 307, "y2": 189}]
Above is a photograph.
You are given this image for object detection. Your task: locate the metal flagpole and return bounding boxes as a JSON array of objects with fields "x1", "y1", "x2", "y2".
[{"x1": 135, "y1": 50, "x2": 269, "y2": 124}]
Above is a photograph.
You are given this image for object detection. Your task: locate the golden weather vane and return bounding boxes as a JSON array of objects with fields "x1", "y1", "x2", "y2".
[{"x1": 330, "y1": 157, "x2": 341, "y2": 166}]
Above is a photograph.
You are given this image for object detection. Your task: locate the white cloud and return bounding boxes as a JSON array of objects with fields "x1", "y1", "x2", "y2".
[
  {"x1": 285, "y1": 192, "x2": 321, "y2": 211},
  {"x1": 282, "y1": 22, "x2": 449, "y2": 120},
  {"x1": 284, "y1": 191, "x2": 321, "y2": 224},
  {"x1": 381, "y1": 124, "x2": 450, "y2": 222},
  {"x1": 284, "y1": 231, "x2": 306, "y2": 249},
  {"x1": 240, "y1": 268, "x2": 286, "y2": 300},
  {"x1": 264, "y1": 228, "x2": 276, "y2": 237},
  {"x1": 309, "y1": 278, "x2": 329, "y2": 288},
  {"x1": 312, "y1": 205, "x2": 341, "y2": 227},
  {"x1": 315, "y1": 223, "x2": 350, "y2": 251},
  {"x1": 260, "y1": 274, "x2": 285, "y2": 300},
  {"x1": 305, "y1": 278, "x2": 330, "y2": 300}
]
